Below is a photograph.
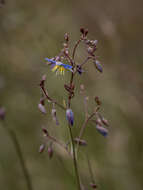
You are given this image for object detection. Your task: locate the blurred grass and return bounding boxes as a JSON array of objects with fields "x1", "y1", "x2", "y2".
[{"x1": 0, "y1": 0, "x2": 143, "y2": 189}]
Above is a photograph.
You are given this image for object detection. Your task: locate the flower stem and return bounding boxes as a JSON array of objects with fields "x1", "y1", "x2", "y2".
[{"x1": 68, "y1": 125, "x2": 81, "y2": 190}]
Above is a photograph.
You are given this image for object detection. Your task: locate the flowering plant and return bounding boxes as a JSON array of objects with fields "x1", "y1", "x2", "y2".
[{"x1": 38, "y1": 28, "x2": 109, "y2": 190}]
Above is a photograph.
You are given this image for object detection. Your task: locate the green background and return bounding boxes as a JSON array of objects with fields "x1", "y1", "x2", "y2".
[{"x1": 0, "y1": 0, "x2": 143, "y2": 189}]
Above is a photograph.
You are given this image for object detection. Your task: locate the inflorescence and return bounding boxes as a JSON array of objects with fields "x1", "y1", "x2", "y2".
[{"x1": 38, "y1": 28, "x2": 109, "y2": 190}]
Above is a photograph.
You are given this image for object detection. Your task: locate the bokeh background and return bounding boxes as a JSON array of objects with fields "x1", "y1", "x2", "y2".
[{"x1": 0, "y1": 0, "x2": 143, "y2": 189}]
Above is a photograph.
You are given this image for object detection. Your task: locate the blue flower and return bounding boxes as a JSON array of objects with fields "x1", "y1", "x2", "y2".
[{"x1": 45, "y1": 58, "x2": 73, "y2": 75}]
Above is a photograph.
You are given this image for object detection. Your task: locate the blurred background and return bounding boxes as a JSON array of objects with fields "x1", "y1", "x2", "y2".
[{"x1": 0, "y1": 0, "x2": 143, "y2": 189}]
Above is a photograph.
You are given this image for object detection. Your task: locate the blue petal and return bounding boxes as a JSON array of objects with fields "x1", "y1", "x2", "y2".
[{"x1": 45, "y1": 58, "x2": 56, "y2": 64}]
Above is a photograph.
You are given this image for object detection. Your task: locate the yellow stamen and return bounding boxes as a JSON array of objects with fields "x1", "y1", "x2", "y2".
[{"x1": 52, "y1": 65, "x2": 58, "y2": 72}]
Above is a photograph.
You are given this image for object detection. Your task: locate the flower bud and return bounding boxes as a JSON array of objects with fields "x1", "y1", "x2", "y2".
[
  {"x1": 74, "y1": 138, "x2": 87, "y2": 146},
  {"x1": 64, "y1": 33, "x2": 69, "y2": 42},
  {"x1": 48, "y1": 145, "x2": 53, "y2": 159},
  {"x1": 95, "y1": 96, "x2": 101, "y2": 105},
  {"x1": 96, "y1": 125, "x2": 108, "y2": 137},
  {"x1": 94, "y1": 60, "x2": 103, "y2": 73},
  {"x1": 42, "y1": 128, "x2": 49, "y2": 136},
  {"x1": 66, "y1": 109, "x2": 74, "y2": 126},
  {"x1": 51, "y1": 108, "x2": 59, "y2": 125},
  {"x1": 39, "y1": 144, "x2": 45, "y2": 153},
  {"x1": 38, "y1": 103, "x2": 47, "y2": 114}
]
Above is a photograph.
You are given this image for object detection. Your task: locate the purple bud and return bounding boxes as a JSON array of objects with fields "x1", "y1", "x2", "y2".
[
  {"x1": 94, "y1": 60, "x2": 103, "y2": 73},
  {"x1": 48, "y1": 145, "x2": 53, "y2": 159},
  {"x1": 38, "y1": 103, "x2": 47, "y2": 114},
  {"x1": 96, "y1": 125, "x2": 108, "y2": 137},
  {"x1": 0, "y1": 107, "x2": 6, "y2": 120},
  {"x1": 51, "y1": 108, "x2": 59, "y2": 125},
  {"x1": 39, "y1": 144, "x2": 45, "y2": 153},
  {"x1": 66, "y1": 109, "x2": 74, "y2": 126}
]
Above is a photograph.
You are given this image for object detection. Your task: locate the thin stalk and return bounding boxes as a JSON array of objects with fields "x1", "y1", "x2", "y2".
[
  {"x1": 72, "y1": 39, "x2": 82, "y2": 60},
  {"x1": 68, "y1": 125, "x2": 81, "y2": 190},
  {"x1": 40, "y1": 85, "x2": 66, "y2": 110},
  {"x1": 1, "y1": 122, "x2": 33, "y2": 190},
  {"x1": 87, "y1": 155, "x2": 95, "y2": 184},
  {"x1": 77, "y1": 113, "x2": 95, "y2": 153},
  {"x1": 44, "y1": 133, "x2": 72, "y2": 157}
]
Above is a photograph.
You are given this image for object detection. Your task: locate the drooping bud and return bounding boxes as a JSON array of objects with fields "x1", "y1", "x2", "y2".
[
  {"x1": 96, "y1": 118, "x2": 103, "y2": 126},
  {"x1": 39, "y1": 144, "x2": 45, "y2": 153},
  {"x1": 84, "y1": 29, "x2": 88, "y2": 36},
  {"x1": 96, "y1": 125, "x2": 108, "y2": 137},
  {"x1": 51, "y1": 108, "x2": 59, "y2": 125},
  {"x1": 66, "y1": 109, "x2": 74, "y2": 126},
  {"x1": 48, "y1": 144, "x2": 53, "y2": 159},
  {"x1": 40, "y1": 97, "x2": 45, "y2": 105},
  {"x1": 94, "y1": 60, "x2": 103, "y2": 73},
  {"x1": 97, "y1": 113, "x2": 109, "y2": 127},
  {"x1": 0, "y1": 107, "x2": 6, "y2": 120},
  {"x1": 42, "y1": 128, "x2": 49, "y2": 136},
  {"x1": 64, "y1": 33, "x2": 69, "y2": 42},
  {"x1": 74, "y1": 138, "x2": 87, "y2": 146},
  {"x1": 94, "y1": 96, "x2": 101, "y2": 106},
  {"x1": 38, "y1": 103, "x2": 47, "y2": 114},
  {"x1": 80, "y1": 27, "x2": 85, "y2": 34},
  {"x1": 91, "y1": 40, "x2": 98, "y2": 46}
]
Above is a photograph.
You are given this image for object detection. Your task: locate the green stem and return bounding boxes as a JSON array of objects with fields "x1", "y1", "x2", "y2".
[{"x1": 68, "y1": 125, "x2": 81, "y2": 190}]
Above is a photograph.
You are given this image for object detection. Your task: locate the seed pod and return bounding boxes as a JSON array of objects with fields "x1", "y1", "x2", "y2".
[
  {"x1": 39, "y1": 144, "x2": 45, "y2": 153},
  {"x1": 66, "y1": 109, "x2": 74, "y2": 126},
  {"x1": 96, "y1": 125, "x2": 108, "y2": 137},
  {"x1": 38, "y1": 103, "x2": 47, "y2": 114}
]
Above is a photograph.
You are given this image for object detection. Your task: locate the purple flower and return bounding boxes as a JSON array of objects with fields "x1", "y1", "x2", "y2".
[{"x1": 66, "y1": 109, "x2": 74, "y2": 126}]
